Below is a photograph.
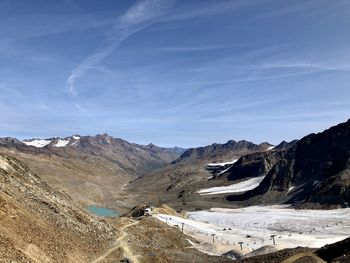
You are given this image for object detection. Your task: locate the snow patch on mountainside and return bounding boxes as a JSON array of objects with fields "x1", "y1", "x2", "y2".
[
  {"x1": 207, "y1": 159, "x2": 238, "y2": 167},
  {"x1": 54, "y1": 139, "x2": 70, "y2": 147},
  {"x1": 288, "y1": 186, "x2": 295, "y2": 193},
  {"x1": 217, "y1": 166, "x2": 232, "y2": 176},
  {"x1": 23, "y1": 139, "x2": 51, "y2": 148},
  {"x1": 207, "y1": 159, "x2": 238, "y2": 169},
  {"x1": 197, "y1": 176, "x2": 265, "y2": 195},
  {"x1": 266, "y1": 146, "x2": 275, "y2": 151}
]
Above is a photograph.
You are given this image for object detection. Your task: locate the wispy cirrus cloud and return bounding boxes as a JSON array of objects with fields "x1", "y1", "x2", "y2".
[
  {"x1": 0, "y1": 84, "x2": 24, "y2": 98},
  {"x1": 75, "y1": 103, "x2": 89, "y2": 113},
  {"x1": 158, "y1": 45, "x2": 227, "y2": 52},
  {"x1": 251, "y1": 60, "x2": 350, "y2": 72},
  {"x1": 67, "y1": 0, "x2": 175, "y2": 97}
]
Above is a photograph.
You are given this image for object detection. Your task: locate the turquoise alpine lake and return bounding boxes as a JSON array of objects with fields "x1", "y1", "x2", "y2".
[{"x1": 86, "y1": 206, "x2": 119, "y2": 217}]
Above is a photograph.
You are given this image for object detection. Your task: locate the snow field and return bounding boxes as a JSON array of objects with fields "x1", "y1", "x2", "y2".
[
  {"x1": 266, "y1": 146, "x2": 275, "y2": 151},
  {"x1": 154, "y1": 206, "x2": 350, "y2": 257},
  {"x1": 54, "y1": 139, "x2": 70, "y2": 147},
  {"x1": 197, "y1": 176, "x2": 265, "y2": 195},
  {"x1": 22, "y1": 139, "x2": 52, "y2": 148}
]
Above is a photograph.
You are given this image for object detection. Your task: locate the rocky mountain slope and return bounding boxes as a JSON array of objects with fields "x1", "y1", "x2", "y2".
[
  {"x1": 0, "y1": 134, "x2": 183, "y2": 213},
  {"x1": 227, "y1": 119, "x2": 350, "y2": 208},
  {"x1": 0, "y1": 153, "x2": 115, "y2": 262},
  {"x1": 0, "y1": 153, "x2": 230, "y2": 262}
]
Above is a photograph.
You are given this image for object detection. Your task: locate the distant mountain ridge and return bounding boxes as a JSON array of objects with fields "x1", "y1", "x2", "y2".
[
  {"x1": 1, "y1": 133, "x2": 182, "y2": 176},
  {"x1": 174, "y1": 140, "x2": 273, "y2": 164}
]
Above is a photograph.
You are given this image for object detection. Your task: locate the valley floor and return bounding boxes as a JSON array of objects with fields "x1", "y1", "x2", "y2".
[{"x1": 153, "y1": 205, "x2": 350, "y2": 259}]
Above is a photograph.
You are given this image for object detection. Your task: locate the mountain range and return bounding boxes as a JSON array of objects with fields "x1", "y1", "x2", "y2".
[
  {"x1": 1, "y1": 120, "x2": 349, "y2": 211},
  {"x1": 128, "y1": 119, "x2": 350, "y2": 210},
  {"x1": 0, "y1": 134, "x2": 185, "y2": 213}
]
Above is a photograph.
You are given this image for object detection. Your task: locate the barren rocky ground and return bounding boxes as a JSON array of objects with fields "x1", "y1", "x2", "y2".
[{"x1": 0, "y1": 153, "x2": 116, "y2": 262}]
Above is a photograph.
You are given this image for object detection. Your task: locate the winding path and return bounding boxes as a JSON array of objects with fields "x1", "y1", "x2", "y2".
[{"x1": 91, "y1": 220, "x2": 141, "y2": 263}]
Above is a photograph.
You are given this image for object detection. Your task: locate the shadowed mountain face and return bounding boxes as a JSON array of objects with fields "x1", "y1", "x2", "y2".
[
  {"x1": 0, "y1": 153, "x2": 114, "y2": 262},
  {"x1": 225, "y1": 150, "x2": 285, "y2": 181},
  {"x1": 227, "y1": 119, "x2": 350, "y2": 208}
]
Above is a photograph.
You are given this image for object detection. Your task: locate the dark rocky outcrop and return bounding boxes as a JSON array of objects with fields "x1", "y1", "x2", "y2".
[
  {"x1": 315, "y1": 237, "x2": 350, "y2": 262},
  {"x1": 129, "y1": 205, "x2": 148, "y2": 218},
  {"x1": 225, "y1": 150, "x2": 284, "y2": 181},
  {"x1": 227, "y1": 119, "x2": 350, "y2": 207}
]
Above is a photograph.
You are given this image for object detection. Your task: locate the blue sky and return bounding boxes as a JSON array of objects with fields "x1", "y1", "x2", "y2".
[{"x1": 1, "y1": 0, "x2": 349, "y2": 147}]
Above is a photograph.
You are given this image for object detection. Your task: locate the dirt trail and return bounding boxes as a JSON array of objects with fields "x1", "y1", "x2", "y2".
[
  {"x1": 281, "y1": 251, "x2": 326, "y2": 263},
  {"x1": 91, "y1": 220, "x2": 141, "y2": 263}
]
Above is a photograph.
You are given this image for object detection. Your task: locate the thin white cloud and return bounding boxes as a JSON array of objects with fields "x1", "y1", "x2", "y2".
[
  {"x1": 255, "y1": 61, "x2": 350, "y2": 72},
  {"x1": 67, "y1": 0, "x2": 175, "y2": 96},
  {"x1": 159, "y1": 45, "x2": 227, "y2": 52},
  {"x1": 67, "y1": 43, "x2": 120, "y2": 96},
  {"x1": 257, "y1": 0, "x2": 350, "y2": 20},
  {"x1": 179, "y1": 69, "x2": 335, "y2": 86},
  {"x1": 171, "y1": 57, "x2": 350, "y2": 87},
  {"x1": 37, "y1": 104, "x2": 51, "y2": 111},
  {"x1": 119, "y1": 0, "x2": 175, "y2": 27},
  {"x1": 0, "y1": 84, "x2": 24, "y2": 97},
  {"x1": 75, "y1": 103, "x2": 88, "y2": 113}
]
